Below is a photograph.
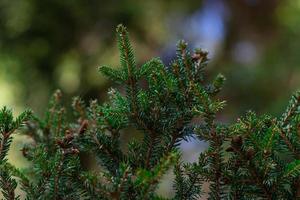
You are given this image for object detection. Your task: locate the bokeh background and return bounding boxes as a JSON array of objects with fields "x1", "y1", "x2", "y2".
[{"x1": 1, "y1": 0, "x2": 300, "y2": 197}]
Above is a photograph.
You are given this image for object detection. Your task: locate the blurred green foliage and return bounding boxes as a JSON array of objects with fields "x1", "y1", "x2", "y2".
[
  {"x1": 216, "y1": 0, "x2": 300, "y2": 118},
  {"x1": 0, "y1": 0, "x2": 202, "y2": 114},
  {"x1": 0, "y1": 0, "x2": 299, "y2": 119}
]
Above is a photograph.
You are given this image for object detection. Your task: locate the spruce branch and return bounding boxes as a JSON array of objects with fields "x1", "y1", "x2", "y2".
[
  {"x1": 0, "y1": 107, "x2": 31, "y2": 200},
  {"x1": 0, "y1": 25, "x2": 299, "y2": 200},
  {"x1": 0, "y1": 168, "x2": 19, "y2": 200}
]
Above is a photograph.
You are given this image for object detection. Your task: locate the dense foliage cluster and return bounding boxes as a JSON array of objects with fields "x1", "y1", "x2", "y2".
[{"x1": 0, "y1": 25, "x2": 300, "y2": 199}]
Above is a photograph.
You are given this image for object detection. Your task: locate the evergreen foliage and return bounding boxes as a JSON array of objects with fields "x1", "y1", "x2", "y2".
[{"x1": 0, "y1": 25, "x2": 300, "y2": 199}]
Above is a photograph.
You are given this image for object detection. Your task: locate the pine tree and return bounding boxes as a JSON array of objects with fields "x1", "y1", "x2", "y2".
[{"x1": 0, "y1": 25, "x2": 299, "y2": 199}]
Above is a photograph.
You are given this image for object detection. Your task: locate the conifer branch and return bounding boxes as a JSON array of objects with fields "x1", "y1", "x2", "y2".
[{"x1": 0, "y1": 25, "x2": 299, "y2": 199}]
